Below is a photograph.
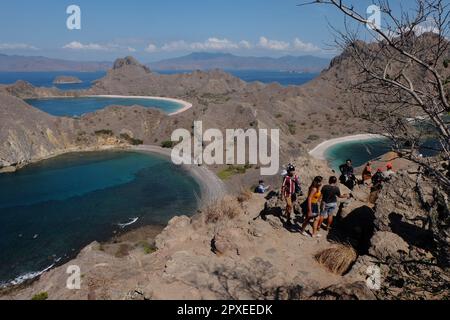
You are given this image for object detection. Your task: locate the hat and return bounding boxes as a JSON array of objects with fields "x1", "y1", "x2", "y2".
[
  {"x1": 287, "y1": 164, "x2": 296, "y2": 172},
  {"x1": 386, "y1": 163, "x2": 393, "y2": 170}
]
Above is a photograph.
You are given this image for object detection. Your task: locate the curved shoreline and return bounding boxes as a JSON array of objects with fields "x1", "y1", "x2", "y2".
[
  {"x1": 84, "y1": 95, "x2": 193, "y2": 116},
  {"x1": 0, "y1": 144, "x2": 225, "y2": 290},
  {"x1": 132, "y1": 145, "x2": 227, "y2": 205},
  {"x1": 309, "y1": 134, "x2": 387, "y2": 160},
  {"x1": 25, "y1": 95, "x2": 193, "y2": 116}
]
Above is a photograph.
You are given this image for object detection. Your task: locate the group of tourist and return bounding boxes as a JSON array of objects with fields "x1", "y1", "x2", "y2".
[{"x1": 258, "y1": 159, "x2": 397, "y2": 238}]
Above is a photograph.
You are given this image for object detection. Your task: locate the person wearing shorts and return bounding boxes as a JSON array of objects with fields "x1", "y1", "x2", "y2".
[
  {"x1": 301, "y1": 176, "x2": 323, "y2": 238},
  {"x1": 319, "y1": 176, "x2": 349, "y2": 232}
]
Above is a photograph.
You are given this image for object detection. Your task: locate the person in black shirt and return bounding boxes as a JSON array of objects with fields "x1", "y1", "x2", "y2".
[
  {"x1": 339, "y1": 159, "x2": 356, "y2": 190},
  {"x1": 318, "y1": 176, "x2": 350, "y2": 232}
]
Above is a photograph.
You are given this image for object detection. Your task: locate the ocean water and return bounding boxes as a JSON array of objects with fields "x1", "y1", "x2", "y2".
[
  {"x1": 0, "y1": 71, "x2": 106, "y2": 91},
  {"x1": 0, "y1": 70, "x2": 318, "y2": 90},
  {"x1": 0, "y1": 151, "x2": 200, "y2": 286},
  {"x1": 157, "y1": 70, "x2": 319, "y2": 86},
  {"x1": 325, "y1": 138, "x2": 393, "y2": 172},
  {"x1": 26, "y1": 97, "x2": 184, "y2": 117},
  {"x1": 325, "y1": 137, "x2": 440, "y2": 172}
]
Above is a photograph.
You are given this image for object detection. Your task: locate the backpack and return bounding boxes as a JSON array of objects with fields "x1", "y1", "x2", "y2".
[{"x1": 294, "y1": 178, "x2": 302, "y2": 195}]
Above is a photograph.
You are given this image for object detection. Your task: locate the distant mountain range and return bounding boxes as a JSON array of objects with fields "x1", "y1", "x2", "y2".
[
  {"x1": 148, "y1": 52, "x2": 331, "y2": 72},
  {"x1": 0, "y1": 54, "x2": 111, "y2": 72},
  {"x1": 0, "y1": 52, "x2": 331, "y2": 73}
]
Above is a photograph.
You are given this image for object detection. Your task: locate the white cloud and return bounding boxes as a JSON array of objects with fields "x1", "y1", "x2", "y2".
[
  {"x1": 239, "y1": 40, "x2": 252, "y2": 49},
  {"x1": 63, "y1": 41, "x2": 111, "y2": 51},
  {"x1": 159, "y1": 38, "x2": 252, "y2": 52},
  {"x1": 144, "y1": 43, "x2": 157, "y2": 53},
  {"x1": 63, "y1": 41, "x2": 138, "y2": 52},
  {"x1": 292, "y1": 38, "x2": 321, "y2": 52},
  {"x1": 413, "y1": 18, "x2": 440, "y2": 36},
  {"x1": 161, "y1": 40, "x2": 189, "y2": 51},
  {"x1": 258, "y1": 37, "x2": 290, "y2": 51},
  {"x1": 191, "y1": 38, "x2": 240, "y2": 50},
  {"x1": 0, "y1": 43, "x2": 38, "y2": 50},
  {"x1": 142, "y1": 37, "x2": 321, "y2": 54}
]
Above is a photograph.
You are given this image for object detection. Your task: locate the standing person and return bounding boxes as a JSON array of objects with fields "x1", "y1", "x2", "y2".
[
  {"x1": 281, "y1": 165, "x2": 299, "y2": 224},
  {"x1": 383, "y1": 163, "x2": 396, "y2": 180},
  {"x1": 319, "y1": 176, "x2": 350, "y2": 232},
  {"x1": 301, "y1": 176, "x2": 323, "y2": 238},
  {"x1": 339, "y1": 159, "x2": 356, "y2": 190},
  {"x1": 362, "y1": 162, "x2": 372, "y2": 184}
]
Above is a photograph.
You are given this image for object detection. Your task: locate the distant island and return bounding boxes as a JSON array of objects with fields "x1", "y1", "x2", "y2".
[
  {"x1": 0, "y1": 53, "x2": 111, "y2": 72},
  {"x1": 53, "y1": 76, "x2": 82, "y2": 84},
  {"x1": 148, "y1": 52, "x2": 331, "y2": 73}
]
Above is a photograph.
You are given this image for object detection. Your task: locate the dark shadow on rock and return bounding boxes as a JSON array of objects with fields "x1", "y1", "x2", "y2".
[
  {"x1": 328, "y1": 205, "x2": 376, "y2": 255},
  {"x1": 255, "y1": 202, "x2": 301, "y2": 233},
  {"x1": 388, "y1": 212, "x2": 435, "y2": 251},
  {"x1": 255, "y1": 202, "x2": 283, "y2": 221}
]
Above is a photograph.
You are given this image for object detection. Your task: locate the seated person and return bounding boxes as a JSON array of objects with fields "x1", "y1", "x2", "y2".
[{"x1": 255, "y1": 180, "x2": 271, "y2": 194}]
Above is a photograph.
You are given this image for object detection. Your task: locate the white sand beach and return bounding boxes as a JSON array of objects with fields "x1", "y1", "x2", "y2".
[
  {"x1": 86, "y1": 95, "x2": 193, "y2": 116},
  {"x1": 132, "y1": 145, "x2": 227, "y2": 204},
  {"x1": 309, "y1": 134, "x2": 386, "y2": 160}
]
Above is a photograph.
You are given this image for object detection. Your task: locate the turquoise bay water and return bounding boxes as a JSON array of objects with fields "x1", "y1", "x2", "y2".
[
  {"x1": 0, "y1": 151, "x2": 200, "y2": 286},
  {"x1": 324, "y1": 137, "x2": 440, "y2": 171},
  {"x1": 325, "y1": 138, "x2": 392, "y2": 172},
  {"x1": 25, "y1": 97, "x2": 183, "y2": 117}
]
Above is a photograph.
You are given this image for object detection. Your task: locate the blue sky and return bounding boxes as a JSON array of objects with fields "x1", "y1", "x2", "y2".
[{"x1": 0, "y1": 0, "x2": 421, "y2": 62}]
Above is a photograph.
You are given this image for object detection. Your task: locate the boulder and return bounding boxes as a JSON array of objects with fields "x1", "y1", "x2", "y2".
[
  {"x1": 310, "y1": 281, "x2": 376, "y2": 300},
  {"x1": 369, "y1": 231, "x2": 409, "y2": 261}
]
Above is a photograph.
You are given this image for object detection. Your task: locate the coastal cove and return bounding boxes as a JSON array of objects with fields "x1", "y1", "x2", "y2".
[
  {"x1": 0, "y1": 148, "x2": 220, "y2": 287},
  {"x1": 309, "y1": 134, "x2": 392, "y2": 171},
  {"x1": 25, "y1": 95, "x2": 193, "y2": 117}
]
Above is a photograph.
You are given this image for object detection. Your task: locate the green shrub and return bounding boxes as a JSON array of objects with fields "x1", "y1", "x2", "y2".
[
  {"x1": 139, "y1": 241, "x2": 157, "y2": 254},
  {"x1": 94, "y1": 129, "x2": 113, "y2": 136},
  {"x1": 287, "y1": 121, "x2": 297, "y2": 135},
  {"x1": 161, "y1": 140, "x2": 175, "y2": 148},
  {"x1": 307, "y1": 134, "x2": 320, "y2": 141},
  {"x1": 31, "y1": 292, "x2": 48, "y2": 300},
  {"x1": 218, "y1": 165, "x2": 249, "y2": 180},
  {"x1": 120, "y1": 133, "x2": 143, "y2": 145}
]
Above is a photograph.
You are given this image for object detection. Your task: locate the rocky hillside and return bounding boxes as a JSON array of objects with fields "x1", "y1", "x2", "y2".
[
  {"x1": 0, "y1": 51, "x2": 370, "y2": 180},
  {"x1": 4, "y1": 154, "x2": 447, "y2": 300}
]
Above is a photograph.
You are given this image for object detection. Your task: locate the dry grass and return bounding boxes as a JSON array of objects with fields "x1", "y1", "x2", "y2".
[
  {"x1": 315, "y1": 244, "x2": 358, "y2": 275},
  {"x1": 237, "y1": 188, "x2": 253, "y2": 203},
  {"x1": 204, "y1": 196, "x2": 243, "y2": 224}
]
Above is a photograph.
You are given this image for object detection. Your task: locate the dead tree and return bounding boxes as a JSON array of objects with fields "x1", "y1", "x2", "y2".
[{"x1": 300, "y1": 0, "x2": 450, "y2": 192}]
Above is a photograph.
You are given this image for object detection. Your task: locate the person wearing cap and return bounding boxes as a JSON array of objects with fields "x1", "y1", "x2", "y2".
[
  {"x1": 383, "y1": 163, "x2": 396, "y2": 180},
  {"x1": 281, "y1": 165, "x2": 300, "y2": 224}
]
